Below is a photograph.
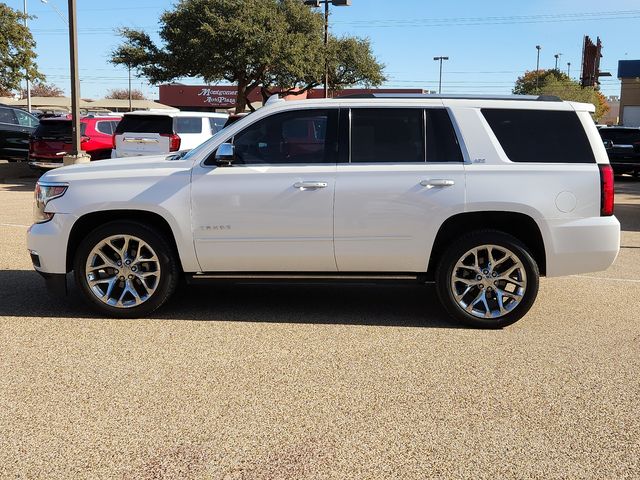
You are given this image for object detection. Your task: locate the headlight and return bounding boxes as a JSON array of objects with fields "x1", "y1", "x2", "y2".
[{"x1": 34, "y1": 182, "x2": 68, "y2": 223}]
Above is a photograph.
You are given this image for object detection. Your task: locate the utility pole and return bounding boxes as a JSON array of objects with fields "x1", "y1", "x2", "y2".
[
  {"x1": 433, "y1": 56, "x2": 449, "y2": 94},
  {"x1": 63, "y1": 0, "x2": 89, "y2": 165},
  {"x1": 535, "y1": 45, "x2": 542, "y2": 92},
  {"x1": 23, "y1": 0, "x2": 31, "y2": 113}
]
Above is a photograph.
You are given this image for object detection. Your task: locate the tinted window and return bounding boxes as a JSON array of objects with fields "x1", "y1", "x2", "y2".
[
  {"x1": 14, "y1": 109, "x2": 39, "y2": 127},
  {"x1": 482, "y1": 109, "x2": 595, "y2": 163},
  {"x1": 115, "y1": 115, "x2": 173, "y2": 135},
  {"x1": 0, "y1": 108, "x2": 16, "y2": 125},
  {"x1": 33, "y1": 121, "x2": 86, "y2": 138},
  {"x1": 599, "y1": 128, "x2": 640, "y2": 144},
  {"x1": 209, "y1": 117, "x2": 226, "y2": 134},
  {"x1": 175, "y1": 117, "x2": 202, "y2": 134},
  {"x1": 231, "y1": 109, "x2": 336, "y2": 165},
  {"x1": 95, "y1": 121, "x2": 114, "y2": 135},
  {"x1": 426, "y1": 109, "x2": 463, "y2": 162},
  {"x1": 351, "y1": 108, "x2": 424, "y2": 163}
]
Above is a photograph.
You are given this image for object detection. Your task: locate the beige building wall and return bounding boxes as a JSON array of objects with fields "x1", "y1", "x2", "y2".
[{"x1": 619, "y1": 77, "x2": 640, "y2": 125}]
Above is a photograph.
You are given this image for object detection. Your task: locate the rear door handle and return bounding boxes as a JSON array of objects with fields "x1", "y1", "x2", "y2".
[
  {"x1": 293, "y1": 181, "x2": 328, "y2": 190},
  {"x1": 420, "y1": 179, "x2": 455, "y2": 188}
]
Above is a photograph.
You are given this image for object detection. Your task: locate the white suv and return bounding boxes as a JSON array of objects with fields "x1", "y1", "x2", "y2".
[
  {"x1": 112, "y1": 110, "x2": 228, "y2": 158},
  {"x1": 27, "y1": 94, "x2": 620, "y2": 327}
]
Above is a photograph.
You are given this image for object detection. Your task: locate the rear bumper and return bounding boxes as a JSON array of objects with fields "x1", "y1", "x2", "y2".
[{"x1": 545, "y1": 216, "x2": 620, "y2": 277}]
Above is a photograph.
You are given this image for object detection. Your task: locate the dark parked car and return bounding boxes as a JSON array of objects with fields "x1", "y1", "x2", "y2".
[
  {"x1": 599, "y1": 126, "x2": 640, "y2": 177},
  {"x1": 0, "y1": 105, "x2": 39, "y2": 161}
]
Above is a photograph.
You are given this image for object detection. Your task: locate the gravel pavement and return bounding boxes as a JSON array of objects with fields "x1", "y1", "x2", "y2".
[{"x1": 0, "y1": 161, "x2": 638, "y2": 479}]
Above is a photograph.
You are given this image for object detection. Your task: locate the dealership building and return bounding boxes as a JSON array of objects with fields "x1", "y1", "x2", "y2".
[
  {"x1": 618, "y1": 60, "x2": 640, "y2": 127},
  {"x1": 158, "y1": 84, "x2": 432, "y2": 112}
]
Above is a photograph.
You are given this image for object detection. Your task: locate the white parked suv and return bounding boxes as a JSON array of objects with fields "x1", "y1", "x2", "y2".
[
  {"x1": 28, "y1": 94, "x2": 620, "y2": 327},
  {"x1": 111, "y1": 110, "x2": 228, "y2": 158}
]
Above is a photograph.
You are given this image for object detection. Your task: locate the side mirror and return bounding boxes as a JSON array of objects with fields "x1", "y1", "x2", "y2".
[
  {"x1": 215, "y1": 143, "x2": 235, "y2": 166},
  {"x1": 602, "y1": 139, "x2": 613, "y2": 150}
]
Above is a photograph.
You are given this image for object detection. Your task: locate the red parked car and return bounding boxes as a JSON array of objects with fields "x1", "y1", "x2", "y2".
[{"x1": 29, "y1": 116, "x2": 121, "y2": 170}]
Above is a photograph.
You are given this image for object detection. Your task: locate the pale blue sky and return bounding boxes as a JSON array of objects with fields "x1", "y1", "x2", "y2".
[{"x1": 5, "y1": 0, "x2": 639, "y2": 99}]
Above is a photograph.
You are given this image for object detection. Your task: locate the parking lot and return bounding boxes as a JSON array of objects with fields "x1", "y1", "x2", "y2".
[{"x1": 0, "y1": 160, "x2": 638, "y2": 479}]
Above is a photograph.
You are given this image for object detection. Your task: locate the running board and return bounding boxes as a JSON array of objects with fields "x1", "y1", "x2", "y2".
[{"x1": 186, "y1": 272, "x2": 426, "y2": 285}]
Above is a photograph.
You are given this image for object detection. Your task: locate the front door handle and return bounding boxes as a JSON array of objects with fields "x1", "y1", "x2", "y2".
[
  {"x1": 293, "y1": 181, "x2": 328, "y2": 190},
  {"x1": 420, "y1": 179, "x2": 455, "y2": 188}
]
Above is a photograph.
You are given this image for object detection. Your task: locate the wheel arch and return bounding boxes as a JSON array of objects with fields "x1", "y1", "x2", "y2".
[
  {"x1": 427, "y1": 211, "x2": 546, "y2": 279},
  {"x1": 66, "y1": 210, "x2": 183, "y2": 273}
]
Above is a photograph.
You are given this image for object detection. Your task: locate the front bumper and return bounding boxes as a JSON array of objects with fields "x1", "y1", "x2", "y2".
[{"x1": 27, "y1": 213, "x2": 76, "y2": 274}]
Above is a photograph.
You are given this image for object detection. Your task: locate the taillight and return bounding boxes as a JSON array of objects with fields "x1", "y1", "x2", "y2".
[
  {"x1": 599, "y1": 164, "x2": 614, "y2": 216},
  {"x1": 112, "y1": 133, "x2": 117, "y2": 149},
  {"x1": 162, "y1": 133, "x2": 181, "y2": 152}
]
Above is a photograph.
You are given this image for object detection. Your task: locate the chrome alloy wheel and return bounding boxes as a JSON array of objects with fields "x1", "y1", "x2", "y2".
[
  {"x1": 450, "y1": 244, "x2": 527, "y2": 319},
  {"x1": 85, "y1": 234, "x2": 161, "y2": 308}
]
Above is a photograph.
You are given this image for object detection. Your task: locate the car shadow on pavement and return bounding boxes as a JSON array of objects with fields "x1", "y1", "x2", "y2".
[{"x1": 0, "y1": 270, "x2": 462, "y2": 329}]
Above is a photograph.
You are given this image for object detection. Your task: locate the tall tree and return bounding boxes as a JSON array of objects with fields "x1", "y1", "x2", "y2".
[
  {"x1": 21, "y1": 82, "x2": 63, "y2": 98},
  {"x1": 539, "y1": 76, "x2": 610, "y2": 122},
  {"x1": 0, "y1": 3, "x2": 44, "y2": 93},
  {"x1": 513, "y1": 69, "x2": 609, "y2": 121},
  {"x1": 513, "y1": 69, "x2": 570, "y2": 95},
  {"x1": 105, "y1": 88, "x2": 146, "y2": 100},
  {"x1": 112, "y1": 0, "x2": 385, "y2": 112}
]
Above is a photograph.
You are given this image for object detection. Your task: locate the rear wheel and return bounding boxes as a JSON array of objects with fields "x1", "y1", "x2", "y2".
[
  {"x1": 435, "y1": 230, "x2": 539, "y2": 328},
  {"x1": 74, "y1": 221, "x2": 179, "y2": 318}
]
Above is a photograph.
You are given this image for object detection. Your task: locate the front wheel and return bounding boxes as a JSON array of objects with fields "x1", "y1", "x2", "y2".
[
  {"x1": 435, "y1": 230, "x2": 539, "y2": 328},
  {"x1": 74, "y1": 221, "x2": 179, "y2": 318}
]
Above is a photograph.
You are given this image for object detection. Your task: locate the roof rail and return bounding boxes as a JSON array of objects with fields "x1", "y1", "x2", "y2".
[{"x1": 339, "y1": 93, "x2": 562, "y2": 102}]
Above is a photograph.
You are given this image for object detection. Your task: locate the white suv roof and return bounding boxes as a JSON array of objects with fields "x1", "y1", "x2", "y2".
[{"x1": 123, "y1": 110, "x2": 228, "y2": 118}]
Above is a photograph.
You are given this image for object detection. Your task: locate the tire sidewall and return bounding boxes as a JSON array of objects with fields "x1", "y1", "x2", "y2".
[
  {"x1": 73, "y1": 221, "x2": 178, "y2": 318},
  {"x1": 436, "y1": 231, "x2": 540, "y2": 328}
]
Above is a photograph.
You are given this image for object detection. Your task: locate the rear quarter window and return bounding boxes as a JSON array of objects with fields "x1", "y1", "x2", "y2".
[
  {"x1": 482, "y1": 109, "x2": 596, "y2": 163},
  {"x1": 175, "y1": 117, "x2": 202, "y2": 134},
  {"x1": 115, "y1": 115, "x2": 173, "y2": 135}
]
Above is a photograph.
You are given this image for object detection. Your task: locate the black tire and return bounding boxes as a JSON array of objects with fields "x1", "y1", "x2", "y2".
[
  {"x1": 74, "y1": 221, "x2": 179, "y2": 318},
  {"x1": 435, "y1": 230, "x2": 540, "y2": 328}
]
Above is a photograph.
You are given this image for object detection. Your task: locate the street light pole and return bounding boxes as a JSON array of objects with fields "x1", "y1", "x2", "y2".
[
  {"x1": 433, "y1": 56, "x2": 449, "y2": 94},
  {"x1": 324, "y1": 0, "x2": 329, "y2": 99},
  {"x1": 304, "y1": 1, "x2": 352, "y2": 99},
  {"x1": 554, "y1": 53, "x2": 562, "y2": 71},
  {"x1": 535, "y1": 45, "x2": 542, "y2": 92},
  {"x1": 567, "y1": 62, "x2": 571, "y2": 78},
  {"x1": 23, "y1": 0, "x2": 31, "y2": 113},
  {"x1": 128, "y1": 64, "x2": 133, "y2": 112}
]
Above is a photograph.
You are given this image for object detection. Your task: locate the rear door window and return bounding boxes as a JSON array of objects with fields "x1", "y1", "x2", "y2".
[
  {"x1": 482, "y1": 109, "x2": 595, "y2": 163},
  {"x1": 426, "y1": 109, "x2": 463, "y2": 162},
  {"x1": 351, "y1": 108, "x2": 424, "y2": 163},
  {"x1": 175, "y1": 117, "x2": 202, "y2": 134},
  {"x1": 115, "y1": 115, "x2": 173, "y2": 135}
]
